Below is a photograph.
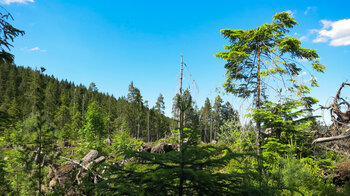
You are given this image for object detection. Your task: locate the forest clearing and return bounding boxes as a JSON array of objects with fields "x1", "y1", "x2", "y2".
[{"x1": 1, "y1": 1, "x2": 350, "y2": 195}]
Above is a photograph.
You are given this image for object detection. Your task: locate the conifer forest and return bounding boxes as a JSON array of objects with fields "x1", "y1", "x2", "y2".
[{"x1": 1, "y1": 4, "x2": 350, "y2": 196}]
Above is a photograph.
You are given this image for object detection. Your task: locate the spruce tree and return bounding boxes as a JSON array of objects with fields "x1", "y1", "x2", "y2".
[
  {"x1": 44, "y1": 79, "x2": 59, "y2": 123},
  {"x1": 212, "y1": 96, "x2": 225, "y2": 141},
  {"x1": 155, "y1": 94, "x2": 165, "y2": 140},
  {"x1": 215, "y1": 12, "x2": 325, "y2": 155},
  {"x1": 200, "y1": 97, "x2": 212, "y2": 142},
  {"x1": 79, "y1": 101, "x2": 107, "y2": 149},
  {"x1": 127, "y1": 81, "x2": 143, "y2": 138},
  {"x1": 0, "y1": 10, "x2": 24, "y2": 63}
]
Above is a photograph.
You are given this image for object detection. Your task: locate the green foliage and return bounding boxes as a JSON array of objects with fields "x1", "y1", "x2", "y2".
[
  {"x1": 215, "y1": 11, "x2": 325, "y2": 104},
  {"x1": 69, "y1": 111, "x2": 82, "y2": 139},
  {"x1": 1, "y1": 9, "x2": 349, "y2": 195},
  {"x1": 0, "y1": 10, "x2": 25, "y2": 63},
  {"x1": 172, "y1": 89, "x2": 200, "y2": 131},
  {"x1": 112, "y1": 132, "x2": 142, "y2": 159},
  {"x1": 248, "y1": 99, "x2": 315, "y2": 154},
  {"x1": 0, "y1": 136, "x2": 12, "y2": 194},
  {"x1": 79, "y1": 101, "x2": 108, "y2": 149},
  {"x1": 98, "y1": 128, "x2": 272, "y2": 195},
  {"x1": 200, "y1": 97, "x2": 212, "y2": 142},
  {"x1": 268, "y1": 155, "x2": 337, "y2": 195},
  {"x1": 217, "y1": 119, "x2": 255, "y2": 152}
]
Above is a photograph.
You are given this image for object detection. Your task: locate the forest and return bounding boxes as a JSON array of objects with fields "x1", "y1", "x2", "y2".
[{"x1": 1, "y1": 7, "x2": 350, "y2": 196}]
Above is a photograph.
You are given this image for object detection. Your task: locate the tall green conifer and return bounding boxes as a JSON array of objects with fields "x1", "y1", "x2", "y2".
[{"x1": 215, "y1": 12, "x2": 325, "y2": 155}]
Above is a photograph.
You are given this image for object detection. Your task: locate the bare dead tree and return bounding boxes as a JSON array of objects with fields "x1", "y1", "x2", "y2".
[{"x1": 313, "y1": 82, "x2": 350, "y2": 144}]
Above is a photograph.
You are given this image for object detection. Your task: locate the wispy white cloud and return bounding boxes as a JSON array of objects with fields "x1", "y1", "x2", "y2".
[
  {"x1": 22, "y1": 46, "x2": 46, "y2": 53},
  {"x1": 313, "y1": 19, "x2": 350, "y2": 46},
  {"x1": 299, "y1": 36, "x2": 307, "y2": 41},
  {"x1": 29, "y1": 46, "x2": 39, "y2": 51},
  {"x1": 304, "y1": 6, "x2": 316, "y2": 15},
  {"x1": 313, "y1": 37, "x2": 328, "y2": 43},
  {"x1": 1, "y1": 0, "x2": 34, "y2": 5},
  {"x1": 296, "y1": 29, "x2": 318, "y2": 42}
]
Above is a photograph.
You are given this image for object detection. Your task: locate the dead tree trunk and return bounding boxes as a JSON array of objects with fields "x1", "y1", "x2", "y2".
[{"x1": 313, "y1": 128, "x2": 350, "y2": 144}]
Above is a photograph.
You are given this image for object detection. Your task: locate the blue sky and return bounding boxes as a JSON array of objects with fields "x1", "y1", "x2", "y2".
[{"x1": 2, "y1": 0, "x2": 350, "y2": 123}]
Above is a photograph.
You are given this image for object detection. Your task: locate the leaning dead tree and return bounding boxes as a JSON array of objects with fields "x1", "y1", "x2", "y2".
[{"x1": 313, "y1": 82, "x2": 350, "y2": 144}]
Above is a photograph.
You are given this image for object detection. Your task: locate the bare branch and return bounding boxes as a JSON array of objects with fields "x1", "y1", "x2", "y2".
[{"x1": 320, "y1": 82, "x2": 350, "y2": 131}]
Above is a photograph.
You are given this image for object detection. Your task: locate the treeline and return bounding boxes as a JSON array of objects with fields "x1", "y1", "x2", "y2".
[
  {"x1": 0, "y1": 62, "x2": 239, "y2": 142},
  {"x1": 172, "y1": 90, "x2": 239, "y2": 143},
  {"x1": 0, "y1": 62, "x2": 171, "y2": 141}
]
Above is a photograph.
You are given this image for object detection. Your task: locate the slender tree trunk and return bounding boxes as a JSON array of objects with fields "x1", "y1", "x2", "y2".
[
  {"x1": 82, "y1": 94, "x2": 85, "y2": 118},
  {"x1": 132, "y1": 104, "x2": 135, "y2": 138},
  {"x1": 16, "y1": 169, "x2": 18, "y2": 194},
  {"x1": 107, "y1": 97, "x2": 111, "y2": 138},
  {"x1": 204, "y1": 127, "x2": 206, "y2": 143},
  {"x1": 38, "y1": 119, "x2": 42, "y2": 196},
  {"x1": 177, "y1": 54, "x2": 183, "y2": 131},
  {"x1": 178, "y1": 54, "x2": 185, "y2": 196},
  {"x1": 73, "y1": 88, "x2": 76, "y2": 116},
  {"x1": 157, "y1": 117, "x2": 161, "y2": 141},
  {"x1": 179, "y1": 54, "x2": 183, "y2": 98},
  {"x1": 256, "y1": 43, "x2": 265, "y2": 182},
  {"x1": 256, "y1": 46, "x2": 261, "y2": 156},
  {"x1": 214, "y1": 120, "x2": 217, "y2": 141},
  {"x1": 179, "y1": 103, "x2": 185, "y2": 196},
  {"x1": 147, "y1": 110, "x2": 150, "y2": 142},
  {"x1": 210, "y1": 117, "x2": 213, "y2": 142}
]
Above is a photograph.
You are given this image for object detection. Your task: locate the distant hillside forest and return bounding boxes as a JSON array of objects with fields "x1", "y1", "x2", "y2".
[{"x1": 0, "y1": 62, "x2": 238, "y2": 143}]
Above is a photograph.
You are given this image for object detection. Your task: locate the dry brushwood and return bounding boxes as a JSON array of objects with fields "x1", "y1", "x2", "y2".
[{"x1": 313, "y1": 82, "x2": 350, "y2": 144}]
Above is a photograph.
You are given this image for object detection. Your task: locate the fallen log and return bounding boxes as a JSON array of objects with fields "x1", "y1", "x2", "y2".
[
  {"x1": 81, "y1": 150, "x2": 99, "y2": 163},
  {"x1": 59, "y1": 155, "x2": 106, "y2": 180},
  {"x1": 312, "y1": 128, "x2": 350, "y2": 144}
]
